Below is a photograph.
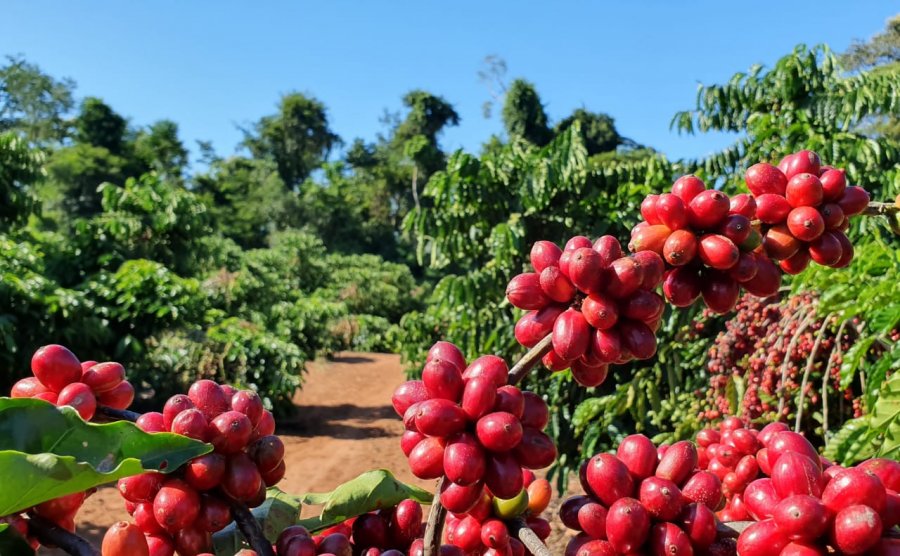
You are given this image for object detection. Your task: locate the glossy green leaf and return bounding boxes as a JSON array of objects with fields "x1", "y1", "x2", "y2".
[
  {"x1": 839, "y1": 337, "x2": 875, "y2": 390},
  {"x1": 211, "y1": 488, "x2": 302, "y2": 555},
  {"x1": 0, "y1": 524, "x2": 34, "y2": 556},
  {"x1": 0, "y1": 397, "x2": 210, "y2": 515},
  {"x1": 871, "y1": 372, "x2": 900, "y2": 430},
  {"x1": 822, "y1": 417, "x2": 879, "y2": 465},
  {"x1": 299, "y1": 469, "x2": 432, "y2": 531}
]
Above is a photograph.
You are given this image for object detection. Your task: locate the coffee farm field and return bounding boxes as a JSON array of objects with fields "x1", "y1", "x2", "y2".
[{"x1": 1, "y1": 16, "x2": 899, "y2": 556}]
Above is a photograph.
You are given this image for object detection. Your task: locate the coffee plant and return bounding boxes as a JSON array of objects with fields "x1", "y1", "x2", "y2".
[
  {"x1": 2, "y1": 36, "x2": 900, "y2": 556},
  {"x1": 0, "y1": 138, "x2": 897, "y2": 556}
]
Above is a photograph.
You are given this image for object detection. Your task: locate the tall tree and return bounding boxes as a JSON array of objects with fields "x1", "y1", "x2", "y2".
[
  {"x1": 133, "y1": 119, "x2": 189, "y2": 181},
  {"x1": 842, "y1": 14, "x2": 900, "y2": 70},
  {"x1": 193, "y1": 156, "x2": 297, "y2": 248},
  {"x1": 243, "y1": 93, "x2": 341, "y2": 189},
  {"x1": 0, "y1": 56, "x2": 75, "y2": 145},
  {"x1": 0, "y1": 133, "x2": 43, "y2": 228},
  {"x1": 74, "y1": 97, "x2": 127, "y2": 154},
  {"x1": 554, "y1": 108, "x2": 625, "y2": 156},
  {"x1": 841, "y1": 15, "x2": 900, "y2": 140},
  {"x1": 502, "y1": 79, "x2": 552, "y2": 146}
]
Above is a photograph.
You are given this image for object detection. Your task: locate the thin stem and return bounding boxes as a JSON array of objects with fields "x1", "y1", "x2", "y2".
[
  {"x1": 27, "y1": 515, "x2": 99, "y2": 556},
  {"x1": 220, "y1": 492, "x2": 276, "y2": 556},
  {"x1": 861, "y1": 201, "x2": 899, "y2": 217},
  {"x1": 777, "y1": 312, "x2": 816, "y2": 417},
  {"x1": 508, "y1": 333, "x2": 554, "y2": 386},
  {"x1": 795, "y1": 313, "x2": 833, "y2": 432},
  {"x1": 424, "y1": 333, "x2": 553, "y2": 556},
  {"x1": 96, "y1": 405, "x2": 140, "y2": 423},
  {"x1": 422, "y1": 481, "x2": 448, "y2": 556},
  {"x1": 821, "y1": 319, "x2": 847, "y2": 440},
  {"x1": 508, "y1": 518, "x2": 551, "y2": 556}
]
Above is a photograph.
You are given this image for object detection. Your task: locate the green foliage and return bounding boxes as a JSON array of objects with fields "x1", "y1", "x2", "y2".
[
  {"x1": 73, "y1": 174, "x2": 210, "y2": 275},
  {"x1": 194, "y1": 156, "x2": 297, "y2": 248},
  {"x1": 84, "y1": 259, "x2": 203, "y2": 351},
  {"x1": 212, "y1": 488, "x2": 303, "y2": 554},
  {"x1": 0, "y1": 234, "x2": 108, "y2": 385},
  {"x1": 672, "y1": 45, "x2": 900, "y2": 203},
  {"x1": 44, "y1": 142, "x2": 129, "y2": 218},
  {"x1": 318, "y1": 254, "x2": 420, "y2": 322},
  {"x1": 243, "y1": 92, "x2": 341, "y2": 189},
  {"x1": 147, "y1": 316, "x2": 306, "y2": 412},
  {"x1": 790, "y1": 240, "x2": 900, "y2": 461},
  {"x1": 75, "y1": 97, "x2": 127, "y2": 154},
  {"x1": 842, "y1": 15, "x2": 900, "y2": 72},
  {"x1": 0, "y1": 55, "x2": 75, "y2": 144},
  {"x1": 132, "y1": 119, "x2": 189, "y2": 181},
  {"x1": 502, "y1": 79, "x2": 552, "y2": 146},
  {"x1": 0, "y1": 397, "x2": 210, "y2": 515},
  {"x1": 0, "y1": 133, "x2": 42, "y2": 228},
  {"x1": 554, "y1": 108, "x2": 625, "y2": 156},
  {"x1": 297, "y1": 162, "x2": 397, "y2": 257},
  {"x1": 298, "y1": 469, "x2": 432, "y2": 531},
  {"x1": 675, "y1": 43, "x2": 900, "y2": 463}
]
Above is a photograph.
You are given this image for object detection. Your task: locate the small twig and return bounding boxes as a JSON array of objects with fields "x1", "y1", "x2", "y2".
[
  {"x1": 795, "y1": 313, "x2": 833, "y2": 432},
  {"x1": 27, "y1": 515, "x2": 99, "y2": 556},
  {"x1": 424, "y1": 333, "x2": 554, "y2": 556},
  {"x1": 508, "y1": 518, "x2": 551, "y2": 556},
  {"x1": 423, "y1": 480, "x2": 449, "y2": 556},
  {"x1": 221, "y1": 492, "x2": 276, "y2": 556},
  {"x1": 96, "y1": 405, "x2": 141, "y2": 423},
  {"x1": 508, "y1": 333, "x2": 554, "y2": 386},
  {"x1": 777, "y1": 312, "x2": 816, "y2": 416},
  {"x1": 861, "y1": 201, "x2": 899, "y2": 217},
  {"x1": 821, "y1": 320, "x2": 848, "y2": 438},
  {"x1": 716, "y1": 521, "x2": 754, "y2": 538}
]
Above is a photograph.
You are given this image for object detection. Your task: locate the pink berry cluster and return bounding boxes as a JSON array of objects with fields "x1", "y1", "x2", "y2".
[
  {"x1": 702, "y1": 294, "x2": 860, "y2": 424},
  {"x1": 3, "y1": 344, "x2": 135, "y2": 551},
  {"x1": 272, "y1": 499, "x2": 441, "y2": 556},
  {"x1": 11, "y1": 343, "x2": 134, "y2": 420},
  {"x1": 561, "y1": 435, "x2": 732, "y2": 555},
  {"x1": 700, "y1": 420, "x2": 898, "y2": 555},
  {"x1": 444, "y1": 472, "x2": 552, "y2": 556},
  {"x1": 634, "y1": 175, "x2": 782, "y2": 314},
  {"x1": 561, "y1": 421, "x2": 899, "y2": 555},
  {"x1": 507, "y1": 235, "x2": 664, "y2": 382},
  {"x1": 116, "y1": 379, "x2": 284, "y2": 556},
  {"x1": 393, "y1": 342, "x2": 556, "y2": 505},
  {"x1": 747, "y1": 150, "x2": 866, "y2": 274}
]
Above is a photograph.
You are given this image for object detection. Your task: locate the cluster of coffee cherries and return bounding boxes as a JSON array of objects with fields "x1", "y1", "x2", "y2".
[
  {"x1": 2, "y1": 344, "x2": 135, "y2": 550},
  {"x1": 693, "y1": 419, "x2": 899, "y2": 555},
  {"x1": 117, "y1": 379, "x2": 283, "y2": 556},
  {"x1": 393, "y1": 341, "x2": 556, "y2": 505},
  {"x1": 507, "y1": 235, "x2": 664, "y2": 381},
  {"x1": 444, "y1": 472, "x2": 552, "y2": 555},
  {"x1": 634, "y1": 175, "x2": 782, "y2": 314},
  {"x1": 11, "y1": 343, "x2": 134, "y2": 420},
  {"x1": 562, "y1": 435, "x2": 738, "y2": 555},
  {"x1": 272, "y1": 499, "x2": 434, "y2": 556},
  {"x1": 747, "y1": 150, "x2": 867, "y2": 274}
]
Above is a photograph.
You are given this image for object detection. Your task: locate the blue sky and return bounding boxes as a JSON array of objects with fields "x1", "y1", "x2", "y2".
[{"x1": 2, "y1": 2, "x2": 896, "y2": 165}]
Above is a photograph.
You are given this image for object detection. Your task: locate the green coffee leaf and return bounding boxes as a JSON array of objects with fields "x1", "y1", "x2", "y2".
[
  {"x1": 299, "y1": 469, "x2": 432, "y2": 531},
  {"x1": 0, "y1": 397, "x2": 210, "y2": 515}
]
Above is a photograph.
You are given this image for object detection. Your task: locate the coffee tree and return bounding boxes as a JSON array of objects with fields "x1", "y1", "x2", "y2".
[{"x1": 0, "y1": 141, "x2": 898, "y2": 556}]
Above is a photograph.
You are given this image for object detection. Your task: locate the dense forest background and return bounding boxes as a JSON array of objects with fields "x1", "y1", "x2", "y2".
[{"x1": 2, "y1": 18, "x2": 899, "y2": 480}]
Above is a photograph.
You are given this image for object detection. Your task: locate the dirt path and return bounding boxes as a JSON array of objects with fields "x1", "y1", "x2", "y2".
[{"x1": 64, "y1": 352, "x2": 430, "y2": 551}]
